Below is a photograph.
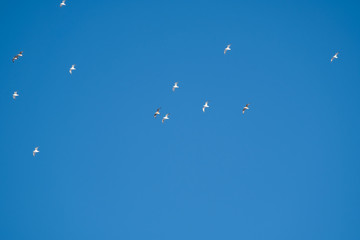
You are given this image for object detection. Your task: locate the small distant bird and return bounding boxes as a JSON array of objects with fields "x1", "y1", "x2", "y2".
[
  {"x1": 13, "y1": 91, "x2": 19, "y2": 100},
  {"x1": 162, "y1": 114, "x2": 169, "y2": 123},
  {"x1": 242, "y1": 104, "x2": 250, "y2": 114},
  {"x1": 60, "y1": 0, "x2": 66, "y2": 7},
  {"x1": 33, "y1": 147, "x2": 39, "y2": 157},
  {"x1": 224, "y1": 44, "x2": 231, "y2": 54},
  {"x1": 12, "y1": 51, "x2": 23, "y2": 63},
  {"x1": 331, "y1": 52, "x2": 339, "y2": 62},
  {"x1": 69, "y1": 64, "x2": 76, "y2": 74},
  {"x1": 203, "y1": 101, "x2": 209, "y2": 112},
  {"x1": 172, "y1": 82, "x2": 179, "y2": 92},
  {"x1": 154, "y1": 108, "x2": 161, "y2": 118}
]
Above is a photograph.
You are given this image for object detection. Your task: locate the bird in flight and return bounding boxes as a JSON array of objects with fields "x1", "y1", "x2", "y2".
[
  {"x1": 172, "y1": 82, "x2": 179, "y2": 92},
  {"x1": 154, "y1": 108, "x2": 161, "y2": 118},
  {"x1": 13, "y1": 91, "x2": 19, "y2": 100},
  {"x1": 331, "y1": 52, "x2": 339, "y2": 62},
  {"x1": 33, "y1": 147, "x2": 39, "y2": 157},
  {"x1": 162, "y1": 114, "x2": 169, "y2": 123},
  {"x1": 12, "y1": 51, "x2": 23, "y2": 63},
  {"x1": 242, "y1": 104, "x2": 250, "y2": 114},
  {"x1": 60, "y1": 0, "x2": 66, "y2": 7},
  {"x1": 224, "y1": 44, "x2": 231, "y2": 54},
  {"x1": 203, "y1": 101, "x2": 209, "y2": 112},
  {"x1": 69, "y1": 64, "x2": 76, "y2": 74}
]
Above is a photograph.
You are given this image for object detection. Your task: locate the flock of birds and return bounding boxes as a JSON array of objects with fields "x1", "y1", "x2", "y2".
[
  {"x1": 9, "y1": 1, "x2": 341, "y2": 157},
  {"x1": 153, "y1": 43, "x2": 251, "y2": 124}
]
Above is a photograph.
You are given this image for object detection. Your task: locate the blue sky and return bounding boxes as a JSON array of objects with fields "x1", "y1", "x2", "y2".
[{"x1": 1, "y1": 0, "x2": 360, "y2": 239}]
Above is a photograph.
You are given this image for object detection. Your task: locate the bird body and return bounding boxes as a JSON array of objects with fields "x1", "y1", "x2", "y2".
[
  {"x1": 60, "y1": 0, "x2": 66, "y2": 7},
  {"x1": 12, "y1": 51, "x2": 23, "y2": 63},
  {"x1": 13, "y1": 91, "x2": 19, "y2": 100},
  {"x1": 172, "y1": 82, "x2": 179, "y2": 92},
  {"x1": 242, "y1": 104, "x2": 250, "y2": 114},
  {"x1": 33, "y1": 147, "x2": 39, "y2": 157},
  {"x1": 154, "y1": 108, "x2": 161, "y2": 118},
  {"x1": 203, "y1": 101, "x2": 209, "y2": 112},
  {"x1": 162, "y1": 114, "x2": 169, "y2": 123},
  {"x1": 331, "y1": 52, "x2": 339, "y2": 62},
  {"x1": 69, "y1": 64, "x2": 76, "y2": 74},
  {"x1": 224, "y1": 44, "x2": 231, "y2": 54}
]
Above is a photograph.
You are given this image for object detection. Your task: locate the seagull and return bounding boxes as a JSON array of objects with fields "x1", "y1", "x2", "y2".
[
  {"x1": 242, "y1": 104, "x2": 250, "y2": 114},
  {"x1": 224, "y1": 44, "x2": 231, "y2": 54},
  {"x1": 172, "y1": 82, "x2": 179, "y2": 92},
  {"x1": 12, "y1": 51, "x2": 23, "y2": 63},
  {"x1": 331, "y1": 52, "x2": 339, "y2": 62},
  {"x1": 154, "y1": 108, "x2": 161, "y2": 118},
  {"x1": 203, "y1": 101, "x2": 209, "y2": 112},
  {"x1": 60, "y1": 0, "x2": 66, "y2": 7},
  {"x1": 33, "y1": 147, "x2": 39, "y2": 157},
  {"x1": 69, "y1": 64, "x2": 76, "y2": 74},
  {"x1": 13, "y1": 91, "x2": 19, "y2": 100},
  {"x1": 162, "y1": 114, "x2": 169, "y2": 123}
]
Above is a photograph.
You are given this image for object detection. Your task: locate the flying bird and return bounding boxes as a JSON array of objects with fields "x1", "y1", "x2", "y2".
[
  {"x1": 69, "y1": 64, "x2": 76, "y2": 74},
  {"x1": 331, "y1": 52, "x2": 339, "y2": 62},
  {"x1": 33, "y1": 147, "x2": 39, "y2": 157},
  {"x1": 12, "y1": 51, "x2": 23, "y2": 63},
  {"x1": 172, "y1": 82, "x2": 179, "y2": 92},
  {"x1": 60, "y1": 0, "x2": 66, "y2": 7},
  {"x1": 162, "y1": 114, "x2": 169, "y2": 123},
  {"x1": 224, "y1": 44, "x2": 231, "y2": 54},
  {"x1": 13, "y1": 91, "x2": 19, "y2": 100},
  {"x1": 154, "y1": 108, "x2": 161, "y2": 118},
  {"x1": 203, "y1": 101, "x2": 209, "y2": 112},
  {"x1": 242, "y1": 104, "x2": 250, "y2": 114}
]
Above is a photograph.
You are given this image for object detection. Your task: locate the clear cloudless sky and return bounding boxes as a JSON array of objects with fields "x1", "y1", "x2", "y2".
[{"x1": 1, "y1": 0, "x2": 360, "y2": 239}]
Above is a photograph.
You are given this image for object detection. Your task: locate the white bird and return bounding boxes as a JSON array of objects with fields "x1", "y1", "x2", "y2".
[
  {"x1": 12, "y1": 51, "x2": 23, "y2": 63},
  {"x1": 162, "y1": 113, "x2": 169, "y2": 123},
  {"x1": 331, "y1": 52, "x2": 339, "y2": 62},
  {"x1": 33, "y1": 147, "x2": 39, "y2": 157},
  {"x1": 60, "y1": 0, "x2": 66, "y2": 7},
  {"x1": 13, "y1": 91, "x2": 19, "y2": 100},
  {"x1": 242, "y1": 104, "x2": 250, "y2": 114},
  {"x1": 172, "y1": 82, "x2": 179, "y2": 92},
  {"x1": 203, "y1": 101, "x2": 209, "y2": 112},
  {"x1": 154, "y1": 108, "x2": 161, "y2": 118},
  {"x1": 69, "y1": 64, "x2": 76, "y2": 74},
  {"x1": 224, "y1": 44, "x2": 231, "y2": 54}
]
